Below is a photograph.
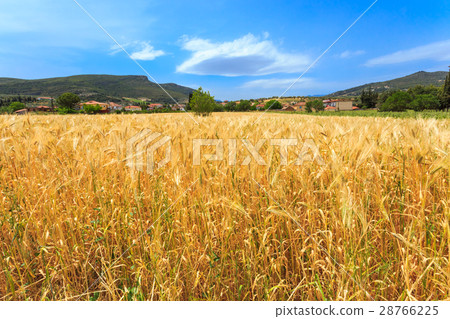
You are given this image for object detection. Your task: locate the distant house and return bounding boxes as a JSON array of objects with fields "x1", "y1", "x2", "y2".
[
  {"x1": 323, "y1": 99, "x2": 353, "y2": 111},
  {"x1": 83, "y1": 101, "x2": 100, "y2": 105},
  {"x1": 325, "y1": 106, "x2": 337, "y2": 111},
  {"x1": 37, "y1": 97, "x2": 53, "y2": 101},
  {"x1": 293, "y1": 102, "x2": 306, "y2": 111},
  {"x1": 148, "y1": 103, "x2": 163, "y2": 110},
  {"x1": 14, "y1": 109, "x2": 28, "y2": 115},
  {"x1": 109, "y1": 102, "x2": 123, "y2": 111},
  {"x1": 256, "y1": 103, "x2": 265, "y2": 110},
  {"x1": 352, "y1": 106, "x2": 360, "y2": 110},
  {"x1": 33, "y1": 106, "x2": 51, "y2": 112},
  {"x1": 125, "y1": 105, "x2": 142, "y2": 112},
  {"x1": 282, "y1": 105, "x2": 297, "y2": 112},
  {"x1": 171, "y1": 104, "x2": 185, "y2": 111},
  {"x1": 81, "y1": 101, "x2": 110, "y2": 112}
]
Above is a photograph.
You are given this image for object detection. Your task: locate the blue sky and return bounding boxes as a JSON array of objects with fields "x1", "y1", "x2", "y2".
[{"x1": 0, "y1": 0, "x2": 449, "y2": 100}]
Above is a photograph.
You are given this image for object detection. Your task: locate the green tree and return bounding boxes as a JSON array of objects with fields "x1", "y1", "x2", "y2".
[
  {"x1": 213, "y1": 103, "x2": 225, "y2": 112},
  {"x1": 360, "y1": 88, "x2": 378, "y2": 109},
  {"x1": 378, "y1": 89, "x2": 398, "y2": 107},
  {"x1": 265, "y1": 100, "x2": 282, "y2": 110},
  {"x1": 410, "y1": 94, "x2": 441, "y2": 111},
  {"x1": 189, "y1": 87, "x2": 215, "y2": 116},
  {"x1": 224, "y1": 101, "x2": 237, "y2": 112},
  {"x1": 238, "y1": 100, "x2": 251, "y2": 111},
  {"x1": 440, "y1": 67, "x2": 450, "y2": 111},
  {"x1": 380, "y1": 91, "x2": 412, "y2": 112},
  {"x1": 313, "y1": 99, "x2": 325, "y2": 112},
  {"x1": 407, "y1": 85, "x2": 440, "y2": 99},
  {"x1": 304, "y1": 103, "x2": 312, "y2": 113},
  {"x1": 139, "y1": 101, "x2": 148, "y2": 110},
  {"x1": 7, "y1": 102, "x2": 26, "y2": 113},
  {"x1": 305, "y1": 100, "x2": 323, "y2": 112},
  {"x1": 56, "y1": 93, "x2": 81, "y2": 110},
  {"x1": 83, "y1": 104, "x2": 102, "y2": 114}
]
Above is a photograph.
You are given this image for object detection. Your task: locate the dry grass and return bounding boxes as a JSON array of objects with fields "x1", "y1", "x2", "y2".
[{"x1": 0, "y1": 113, "x2": 449, "y2": 301}]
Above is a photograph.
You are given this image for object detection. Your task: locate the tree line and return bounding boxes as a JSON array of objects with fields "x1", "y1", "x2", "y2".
[
  {"x1": 359, "y1": 68, "x2": 450, "y2": 112},
  {"x1": 0, "y1": 95, "x2": 37, "y2": 110},
  {"x1": 2, "y1": 68, "x2": 449, "y2": 115}
]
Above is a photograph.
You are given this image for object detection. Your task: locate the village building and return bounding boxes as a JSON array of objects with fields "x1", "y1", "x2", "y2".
[
  {"x1": 171, "y1": 104, "x2": 185, "y2": 111},
  {"x1": 282, "y1": 105, "x2": 296, "y2": 112},
  {"x1": 323, "y1": 99, "x2": 353, "y2": 111},
  {"x1": 78, "y1": 101, "x2": 112, "y2": 113},
  {"x1": 124, "y1": 105, "x2": 142, "y2": 112},
  {"x1": 14, "y1": 109, "x2": 28, "y2": 115},
  {"x1": 148, "y1": 103, "x2": 163, "y2": 110},
  {"x1": 293, "y1": 102, "x2": 306, "y2": 111},
  {"x1": 109, "y1": 102, "x2": 123, "y2": 110},
  {"x1": 32, "y1": 106, "x2": 51, "y2": 112}
]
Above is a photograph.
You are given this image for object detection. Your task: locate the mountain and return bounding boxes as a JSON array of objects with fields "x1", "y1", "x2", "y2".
[
  {"x1": 0, "y1": 75, "x2": 194, "y2": 103},
  {"x1": 328, "y1": 71, "x2": 447, "y2": 97}
]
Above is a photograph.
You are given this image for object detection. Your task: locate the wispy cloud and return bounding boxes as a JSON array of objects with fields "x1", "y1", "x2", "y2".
[
  {"x1": 366, "y1": 39, "x2": 450, "y2": 66},
  {"x1": 176, "y1": 33, "x2": 311, "y2": 76},
  {"x1": 130, "y1": 42, "x2": 165, "y2": 61},
  {"x1": 339, "y1": 50, "x2": 365, "y2": 59},
  {"x1": 110, "y1": 41, "x2": 165, "y2": 61}
]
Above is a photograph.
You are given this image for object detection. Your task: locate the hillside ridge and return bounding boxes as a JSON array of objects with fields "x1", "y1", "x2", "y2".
[
  {"x1": 0, "y1": 74, "x2": 194, "y2": 103},
  {"x1": 328, "y1": 71, "x2": 447, "y2": 97}
]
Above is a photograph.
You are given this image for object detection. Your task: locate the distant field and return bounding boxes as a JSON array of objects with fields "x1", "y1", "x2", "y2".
[{"x1": 0, "y1": 113, "x2": 449, "y2": 301}]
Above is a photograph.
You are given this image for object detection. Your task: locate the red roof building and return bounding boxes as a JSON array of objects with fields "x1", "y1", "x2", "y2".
[
  {"x1": 109, "y1": 102, "x2": 123, "y2": 110},
  {"x1": 323, "y1": 99, "x2": 353, "y2": 111},
  {"x1": 148, "y1": 103, "x2": 163, "y2": 109},
  {"x1": 125, "y1": 105, "x2": 142, "y2": 111},
  {"x1": 282, "y1": 105, "x2": 297, "y2": 112},
  {"x1": 14, "y1": 109, "x2": 28, "y2": 115},
  {"x1": 293, "y1": 102, "x2": 306, "y2": 111},
  {"x1": 33, "y1": 106, "x2": 51, "y2": 112}
]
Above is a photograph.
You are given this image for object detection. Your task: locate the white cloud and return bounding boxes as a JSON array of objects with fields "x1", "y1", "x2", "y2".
[
  {"x1": 339, "y1": 50, "x2": 365, "y2": 59},
  {"x1": 110, "y1": 41, "x2": 165, "y2": 61},
  {"x1": 130, "y1": 42, "x2": 165, "y2": 61},
  {"x1": 242, "y1": 78, "x2": 315, "y2": 89},
  {"x1": 176, "y1": 34, "x2": 311, "y2": 76},
  {"x1": 366, "y1": 39, "x2": 450, "y2": 66}
]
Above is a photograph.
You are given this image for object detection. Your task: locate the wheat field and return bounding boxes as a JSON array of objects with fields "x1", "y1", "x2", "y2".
[{"x1": 0, "y1": 113, "x2": 449, "y2": 301}]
